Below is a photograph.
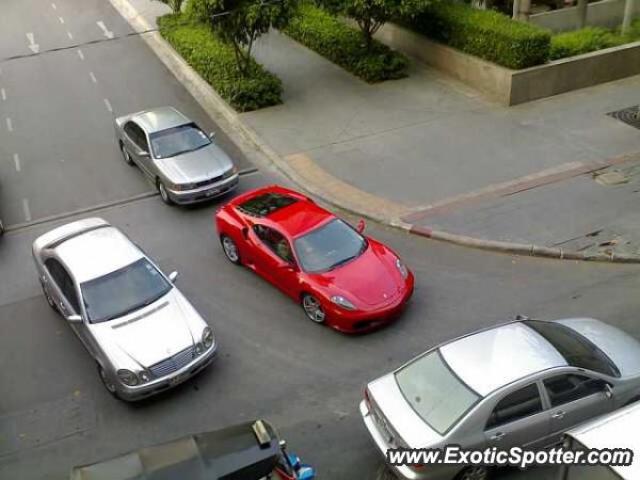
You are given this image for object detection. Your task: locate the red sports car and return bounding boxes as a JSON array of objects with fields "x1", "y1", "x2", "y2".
[{"x1": 214, "y1": 185, "x2": 414, "y2": 333}]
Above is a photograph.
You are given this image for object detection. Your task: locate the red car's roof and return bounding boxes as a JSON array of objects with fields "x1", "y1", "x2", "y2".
[{"x1": 230, "y1": 185, "x2": 334, "y2": 238}]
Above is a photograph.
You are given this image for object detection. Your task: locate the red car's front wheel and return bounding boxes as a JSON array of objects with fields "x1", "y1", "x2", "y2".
[
  {"x1": 220, "y1": 235, "x2": 241, "y2": 265},
  {"x1": 302, "y1": 294, "x2": 326, "y2": 324}
]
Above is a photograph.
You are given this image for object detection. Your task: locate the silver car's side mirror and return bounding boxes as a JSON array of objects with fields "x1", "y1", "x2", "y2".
[
  {"x1": 67, "y1": 314, "x2": 82, "y2": 323},
  {"x1": 139, "y1": 150, "x2": 150, "y2": 158},
  {"x1": 168, "y1": 271, "x2": 179, "y2": 282},
  {"x1": 209, "y1": 131, "x2": 216, "y2": 140}
]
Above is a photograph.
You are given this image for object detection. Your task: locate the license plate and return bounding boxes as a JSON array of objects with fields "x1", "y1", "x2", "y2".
[
  {"x1": 169, "y1": 373, "x2": 185, "y2": 386},
  {"x1": 205, "y1": 189, "x2": 219, "y2": 197}
]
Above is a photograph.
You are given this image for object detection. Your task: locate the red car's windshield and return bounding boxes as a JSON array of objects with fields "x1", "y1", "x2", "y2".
[{"x1": 293, "y1": 219, "x2": 367, "y2": 273}]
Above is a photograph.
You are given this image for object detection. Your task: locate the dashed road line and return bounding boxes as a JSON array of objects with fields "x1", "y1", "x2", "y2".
[
  {"x1": 58, "y1": 16, "x2": 65, "y2": 24},
  {"x1": 6, "y1": 117, "x2": 13, "y2": 132},
  {"x1": 67, "y1": 31, "x2": 74, "y2": 40},
  {"x1": 96, "y1": 21, "x2": 114, "y2": 39},
  {"x1": 89, "y1": 72, "x2": 97, "y2": 83},
  {"x1": 1, "y1": 88, "x2": 6, "y2": 101},
  {"x1": 51, "y1": 2, "x2": 57, "y2": 10},
  {"x1": 77, "y1": 49, "x2": 85, "y2": 60},
  {"x1": 13, "y1": 154, "x2": 21, "y2": 172},
  {"x1": 103, "y1": 98, "x2": 113, "y2": 112},
  {"x1": 22, "y1": 199, "x2": 32, "y2": 222}
]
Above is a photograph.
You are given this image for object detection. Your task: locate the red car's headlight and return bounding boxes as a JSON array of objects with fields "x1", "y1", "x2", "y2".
[
  {"x1": 396, "y1": 258, "x2": 409, "y2": 279},
  {"x1": 331, "y1": 295, "x2": 357, "y2": 311}
]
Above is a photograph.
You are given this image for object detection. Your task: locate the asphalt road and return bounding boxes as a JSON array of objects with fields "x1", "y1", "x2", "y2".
[{"x1": 1, "y1": 1, "x2": 640, "y2": 480}]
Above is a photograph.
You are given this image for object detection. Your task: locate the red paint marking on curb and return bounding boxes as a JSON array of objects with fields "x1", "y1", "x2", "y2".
[
  {"x1": 403, "y1": 152, "x2": 640, "y2": 224},
  {"x1": 410, "y1": 225, "x2": 433, "y2": 237}
]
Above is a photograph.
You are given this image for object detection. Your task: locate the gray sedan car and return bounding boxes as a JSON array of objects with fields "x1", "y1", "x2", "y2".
[
  {"x1": 114, "y1": 106, "x2": 239, "y2": 205},
  {"x1": 32, "y1": 217, "x2": 217, "y2": 401},
  {"x1": 361, "y1": 318, "x2": 640, "y2": 480}
]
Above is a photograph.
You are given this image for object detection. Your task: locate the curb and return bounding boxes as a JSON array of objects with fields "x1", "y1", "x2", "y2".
[{"x1": 108, "y1": 0, "x2": 640, "y2": 265}]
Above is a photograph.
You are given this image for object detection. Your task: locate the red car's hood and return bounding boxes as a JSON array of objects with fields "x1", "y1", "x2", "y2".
[{"x1": 313, "y1": 241, "x2": 404, "y2": 307}]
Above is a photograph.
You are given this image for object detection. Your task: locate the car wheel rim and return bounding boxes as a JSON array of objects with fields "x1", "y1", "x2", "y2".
[
  {"x1": 462, "y1": 467, "x2": 487, "y2": 480},
  {"x1": 100, "y1": 368, "x2": 116, "y2": 393},
  {"x1": 158, "y1": 183, "x2": 169, "y2": 203},
  {"x1": 222, "y1": 237, "x2": 238, "y2": 262},
  {"x1": 43, "y1": 287, "x2": 55, "y2": 307},
  {"x1": 303, "y1": 295, "x2": 325, "y2": 323},
  {"x1": 121, "y1": 145, "x2": 131, "y2": 164}
]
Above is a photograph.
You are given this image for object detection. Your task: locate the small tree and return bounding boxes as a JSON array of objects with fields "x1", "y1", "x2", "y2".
[
  {"x1": 156, "y1": 0, "x2": 186, "y2": 14},
  {"x1": 319, "y1": 0, "x2": 428, "y2": 51},
  {"x1": 189, "y1": 0, "x2": 297, "y2": 75}
]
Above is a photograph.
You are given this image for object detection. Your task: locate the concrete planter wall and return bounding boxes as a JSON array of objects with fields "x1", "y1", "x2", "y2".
[
  {"x1": 374, "y1": 22, "x2": 640, "y2": 105},
  {"x1": 530, "y1": 0, "x2": 640, "y2": 32}
]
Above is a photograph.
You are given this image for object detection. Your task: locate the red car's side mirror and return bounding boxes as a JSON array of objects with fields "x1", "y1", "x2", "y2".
[{"x1": 356, "y1": 219, "x2": 366, "y2": 233}]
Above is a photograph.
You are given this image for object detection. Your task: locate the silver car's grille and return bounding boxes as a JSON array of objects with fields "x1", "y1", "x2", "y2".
[
  {"x1": 190, "y1": 174, "x2": 224, "y2": 190},
  {"x1": 149, "y1": 346, "x2": 195, "y2": 378}
]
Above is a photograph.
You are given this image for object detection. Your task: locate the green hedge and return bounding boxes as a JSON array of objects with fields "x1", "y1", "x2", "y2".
[
  {"x1": 550, "y1": 23, "x2": 640, "y2": 60},
  {"x1": 406, "y1": 2, "x2": 551, "y2": 69},
  {"x1": 158, "y1": 14, "x2": 282, "y2": 112},
  {"x1": 283, "y1": 3, "x2": 409, "y2": 83}
]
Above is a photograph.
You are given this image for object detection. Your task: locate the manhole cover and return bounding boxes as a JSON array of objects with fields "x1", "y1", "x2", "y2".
[
  {"x1": 608, "y1": 105, "x2": 640, "y2": 129},
  {"x1": 594, "y1": 171, "x2": 629, "y2": 185}
]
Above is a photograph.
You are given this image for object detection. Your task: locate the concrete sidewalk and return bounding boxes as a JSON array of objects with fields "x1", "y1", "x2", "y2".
[{"x1": 242, "y1": 29, "x2": 640, "y2": 261}]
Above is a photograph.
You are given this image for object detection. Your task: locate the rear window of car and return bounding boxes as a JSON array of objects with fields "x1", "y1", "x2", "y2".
[
  {"x1": 524, "y1": 321, "x2": 620, "y2": 377},
  {"x1": 238, "y1": 193, "x2": 298, "y2": 217},
  {"x1": 395, "y1": 350, "x2": 480, "y2": 434}
]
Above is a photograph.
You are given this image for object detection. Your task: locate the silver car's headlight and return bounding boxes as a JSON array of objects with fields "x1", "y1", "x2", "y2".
[
  {"x1": 223, "y1": 165, "x2": 238, "y2": 179},
  {"x1": 117, "y1": 369, "x2": 139, "y2": 386},
  {"x1": 202, "y1": 326, "x2": 214, "y2": 349},
  {"x1": 396, "y1": 258, "x2": 409, "y2": 279},
  {"x1": 331, "y1": 295, "x2": 356, "y2": 311}
]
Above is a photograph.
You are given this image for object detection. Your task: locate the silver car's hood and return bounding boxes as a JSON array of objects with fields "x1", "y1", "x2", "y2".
[
  {"x1": 558, "y1": 318, "x2": 640, "y2": 377},
  {"x1": 92, "y1": 289, "x2": 204, "y2": 368},
  {"x1": 368, "y1": 373, "x2": 443, "y2": 448},
  {"x1": 155, "y1": 143, "x2": 233, "y2": 185}
]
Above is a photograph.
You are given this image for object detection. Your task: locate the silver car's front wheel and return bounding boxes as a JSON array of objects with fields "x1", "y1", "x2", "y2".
[
  {"x1": 457, "y1": 466, "x2": 490, "y2": 480},
  {"x1": 221, "y1": 235, "x2": 241, "y2": 265},
  {"x1": 120, "y1": 143, "x2": 134, "y2": 166},
  {"x1": 302, "y1": 294, "x2": 326, "y2": 324},
  {"x1": 157, "y1": 181, "x2": 174, "y2": 206},
  {"x1": 98, "y1": 365, "x2": 117, "y2": 395}
]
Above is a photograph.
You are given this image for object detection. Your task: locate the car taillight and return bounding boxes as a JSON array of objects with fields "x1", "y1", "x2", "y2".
[{"x1": 411, "y1": 464, "x2": 426, "y2": 471}]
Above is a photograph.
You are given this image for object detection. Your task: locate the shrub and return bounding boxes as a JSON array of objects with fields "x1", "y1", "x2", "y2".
[
  {"x1": 283, "y1": 3, "x2": 409, "y2": 82},
  {"x1": 550, "y1": 25, "x2": 640, "y2": 60},
  {"x1": 158, "y1": 14, "x2": 282, "y2": 112},
  {"x1": 405, "y1": 1, "x2": 551, "y2": 69}
]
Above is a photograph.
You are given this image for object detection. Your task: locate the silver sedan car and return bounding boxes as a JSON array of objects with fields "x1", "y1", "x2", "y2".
[
  {"x1": 114, "y1": 106, "x2": 239, "y2": 205},
  {"x1": 361, "y1": 317, "x2": 640, "y2": 480},
  {"x1": 32, "y1": 217, "x2": 217, "y2": 401}
]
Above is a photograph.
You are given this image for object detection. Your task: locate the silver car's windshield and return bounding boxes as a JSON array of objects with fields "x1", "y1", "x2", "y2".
[
  {"x1": 294, "y1": 219, "x2": 367, "y2": 273},
  {"x1": 395, "y1": 350, "x2": 480, "y2": 434},
  {"x1": 149, "y1": 123, "x2": 210, "y2": 159},
  {"x1": 81, "y1": 258, "x2": 171, "y2": 323}
]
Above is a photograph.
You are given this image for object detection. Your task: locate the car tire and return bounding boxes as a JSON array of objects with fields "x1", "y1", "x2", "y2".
[
  {"x1": 455, "y1": 466, "x2": 491, "y2": 480},
  {"x1": 220, "y1": 235, "x2": 241, "y2": 265},
  {"x1": 0, "y1": 219, "x2": 4, "y2": 236},
  {"x1": 98, "y1": 364, "x2": 123, "y2": 400},
  {"x1": 302, "y1": 293, "x2": 326, "y2": 325},
  {"x1": 120, "y1": 143, "x2": 134, "y2": 166},
  {"x1": 41, "y1": 283, "x2": 58, "y2": 312},
  {"x1": 157, "y1": 180, "x2": 174, "y2": 206}
]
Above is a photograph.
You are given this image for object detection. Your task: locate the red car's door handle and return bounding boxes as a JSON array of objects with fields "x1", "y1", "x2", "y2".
[{"x1": 241, "y1": 227, "x2": 249, "y2": 240}]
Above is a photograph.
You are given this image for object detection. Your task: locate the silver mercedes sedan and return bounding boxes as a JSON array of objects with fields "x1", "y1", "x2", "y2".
[
  {"x1": 114, "y1": 106, "x2": 239, "y2": 205},
  {"x1": 361, "y1": 317, "x2": 640, "y2": 480},
  {"x1": 32, "y1": 217, "x2": 217, "y2": 401}
]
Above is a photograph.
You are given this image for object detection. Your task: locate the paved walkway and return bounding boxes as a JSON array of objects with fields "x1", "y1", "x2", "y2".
[{"x1": 243, "y1": 29, "x2": 640, "y2": 260}]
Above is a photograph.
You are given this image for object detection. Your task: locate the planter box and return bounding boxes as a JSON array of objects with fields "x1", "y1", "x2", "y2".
[
  {"x1": 530, "y1": 0, "x2": 640, "y2": 32},
  {"x1": 374, "y1": 22, "x2": 640, "y2": 105}
]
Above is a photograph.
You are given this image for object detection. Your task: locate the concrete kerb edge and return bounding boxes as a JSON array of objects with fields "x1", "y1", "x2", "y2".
[{"x1": 109, "y1": 0, "x2": 640, "y2": 265}]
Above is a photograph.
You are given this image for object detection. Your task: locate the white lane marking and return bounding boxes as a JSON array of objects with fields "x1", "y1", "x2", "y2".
[
  {"x1": 103, "y1": 98, "x2": 113, "y2": 112},
  {"x1": 6, "y1": 117, "x2": 13, "y2": 132},
  {"x1": 96, "y1": 21, "x2": 114, "y2": 39},
  {"x1": 22, "y1": 199, "x2": 32, "y2": 222},
  {"x1": 67, "y1": 31, "x2": 73, "y2": 40},
  {"x1": 58, "y1": 16, "x2": 65, "y2": 24},
  {"x1": 1, "y1": 88, "x2": 6, "y2": 101},
  {"x1": 51, "y1": 2, "x2": 57, "y2": 10},
  {"x1": 89, "y1": 72, "x2": 97, "y2": 83},
  {"x1": 77, "y1": 49, "x2": 85, "y2": 60},
  {"x1": 13, "y1": 154, "x2": 21, "y2": 172},
  {"x1": 26, "y1": 33, "x2": 40, "y2": 54}
]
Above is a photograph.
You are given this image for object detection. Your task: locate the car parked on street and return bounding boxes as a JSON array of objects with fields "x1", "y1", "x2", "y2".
[
  {"x1": 69, "y1": 419, "x2": 315, "y2": 480},
  {"x1": 361, "y1": 317, "x2": 640, "y2": 480},
  {"x1": 557, "y1": 400, "x2": 640, "y2": 480},
  {"x1": 114, "y1": 106, "x2": 239, "y2": 205},
  {"x1": 32, "y1": 217, "x2": 217, "y2": 401},
  {"x1": 215, "y1": 185, "x2": 414, "y2": 333}
]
